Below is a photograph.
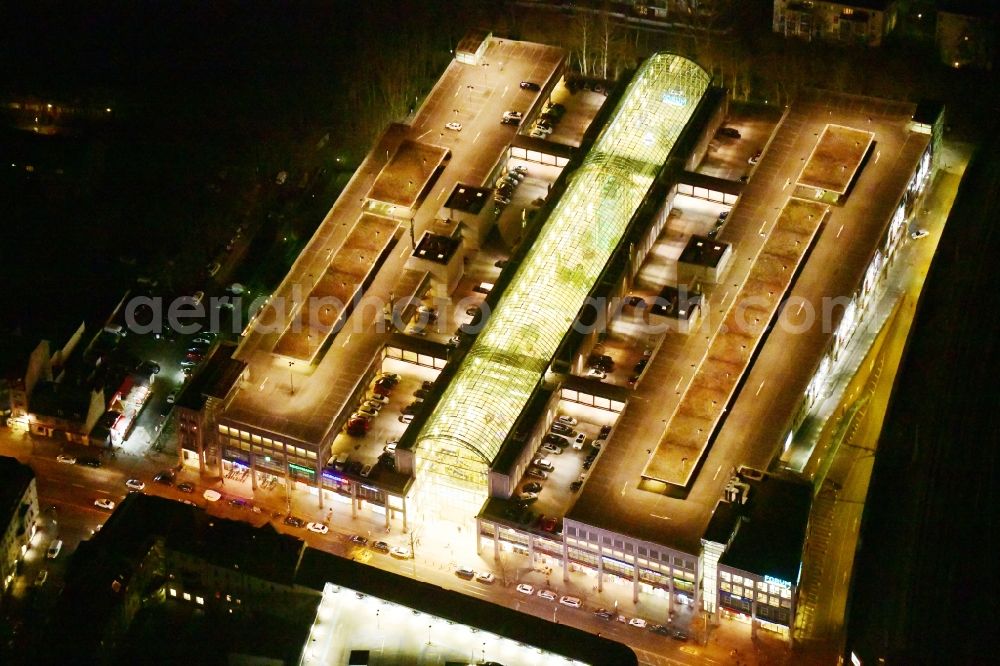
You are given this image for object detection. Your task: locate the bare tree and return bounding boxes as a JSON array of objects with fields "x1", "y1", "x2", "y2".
[{"x1": 571, "y1": 10, "x2": 595, "y2": 76}]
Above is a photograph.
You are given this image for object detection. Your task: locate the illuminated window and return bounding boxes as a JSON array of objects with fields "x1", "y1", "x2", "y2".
[
  {"x1": 733, "y1": 575, "x2": 743, "y2": 585},
  {"x1": 169, "y1": 588, "x2": 177, "y2": 597},
  {"x1": 219, "y1": 425, "x2": 230, "y2": 435},
  {"x1": 183, "y1": 592, "x2": 192, "y2": 601},
  {"x1": 757, "y1": 581, "x2": 767, "y2": 591},
  {"x1": 251, "y1": 434, "x2": 262, "y2": 444},
  {"x1": 196, "y1": 596, "x2": 205, "y2": 605},
  {"x1": 781, "y1": 588, "x2": 791, "y2": 599},
  {"x1": 757, "y1": 592, "x2": 767, "y2": 603},
  {"x1": 720, "y1": 571, "x2": 731, "y2": 582}
]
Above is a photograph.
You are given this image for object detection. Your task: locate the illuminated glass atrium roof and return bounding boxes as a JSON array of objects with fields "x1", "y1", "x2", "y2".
[{"x1": 414, "y1": 54, "x2": 710, "y2": 500}]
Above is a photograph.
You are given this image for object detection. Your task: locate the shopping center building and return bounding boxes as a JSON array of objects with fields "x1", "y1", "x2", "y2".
[{"x1": 173, "y1": 35, "x2": 942, "y2": 641}]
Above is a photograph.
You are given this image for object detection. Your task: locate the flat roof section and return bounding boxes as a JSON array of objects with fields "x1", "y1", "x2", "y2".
[
  {"x1": 272, "y1": 214, "x2": 399, "y2": 362},
  {"x1": 413, "y1": 232, "x2": 461, "y2": 265},
  {"x1": 797, "y1": 124, "x2": 874, "y2": 194},
  {"x1": 296, "y1": 549, "x2": 637, "y2": 665},
  {"x1": 367, "y1": 140, "x2": 450, "y2": 209},
  {"x1": 678, "y1": 235, "x2": 730, "y2": 268},
  {"x1": 714, "y1": 473, "x2": 812, "y2": 584},
  {"x1": 444, "y1": 183, "x2": 491, "y2": 214},
  {"x1": 643, "y1": 198, "x2": 829, "y2": 487}
]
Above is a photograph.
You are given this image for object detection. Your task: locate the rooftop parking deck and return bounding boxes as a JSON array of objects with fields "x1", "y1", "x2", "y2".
[
  {"x1": 643, "y1": 198, "x2": 829, "y2": 486},
  {"x1": 368, "y1": 140, "x2": 450, "y2": 209},
  {"x1": 225, "y1": 39, "x2": 566, "y2": 446},
  {"x1": 570, "y1": 90, "x2": 925, "y2": 552}
]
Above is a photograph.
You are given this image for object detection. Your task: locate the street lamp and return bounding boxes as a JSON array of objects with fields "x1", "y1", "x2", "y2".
[{"x1": 288, "y1": 360, "x2": 295, "y2": 395}]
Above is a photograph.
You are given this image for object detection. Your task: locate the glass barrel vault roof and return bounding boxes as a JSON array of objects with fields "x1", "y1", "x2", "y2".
[{"x1": 414, "y1": 54, "x2": 710, "y2": 497}]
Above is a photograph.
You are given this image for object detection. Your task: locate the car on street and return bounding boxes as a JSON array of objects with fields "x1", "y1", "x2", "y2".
[
  {"x1": 306, "y1": 522, "x2": 329, "y2": 534},
  {"x1": 540, "y1": 516, "x2": 559, "y2": 533},
  {"x1": 78, "y1": 456, "x2": 102, "y2": 468},
  {"x1": 521, "y1": 481, "x2": 542, "y2": 494},
  {"x1": 94, "y1": 498, "x2": 116, "y2": 511},
  {"x1": 166, "y1": 389, "x2": 179, "y2": 404},
  {"x1": 586, "y1": 367, "x2": 607, "y2": 380},
  {"x1": 180, "y1": 359, "x2": 199, "y2": 368},
  {"x1": 47, "y1": 540, "x2": 63, "y2": 559},
  {"x1": 629, "y1": 617, "x2": 648, "y2": 628},
  {"x1": 526, "y1": 468, "x2": 548, "y2": 480},
  {"x1": 154, "y1": 471, "x2": 174, "y2": 485},
  {"x1": 455, "y1": 567, "x2": 476, "y2": 580},
  {"x1": 516, "y1": 583, "x2": 534, "y2": 595},
  {"x1": 283, "y1": 516, "x2": 305, "y2": 528},
  {"x1": 532, "y1": 457, "x2": 554, "y2": 471},
  {"x1": 550, "y1": 422, "x2": 574, "y2": 436},
  {"x1": 476, "y1": 572, "x2": 496, "y2": 584},
  {"x1": 372, "y1": 540, "x2": 390, "y2": 553},
  {"x1": 540, "y1": 443, "x2": 562, "y2": 456},
  {"x1": 177, "y1": 482, "x2": 194, "y2": 493},
  {"x1": 34, "y1": 570, "x2": 48, "y2": 587},
  {"x1": 593, "y1": 608, "x2": 613, "y2": 620},
  {"x1": 366, "y1": 392, "x2": 390, "y2": 404},
  {"x1": 349, "y1": 535, "x2": 368, "y2": 546},
  {"x1": 520, "y1": 81, "x2": 541, "y2": 91},
  {"x1": 390, "y1": 545, "x2": 411, "y2": 559},
  {"x1": 125, "y1": 479, "x2": 145, "y2": 492},
  {"x1": 559, "y1": 595, "x2": 582, "y2": 608},
  {"x1": 669, "y1": 628, "x2": 689, "y2": 641},
  {"x1": 650, "y1": 624, "x2": 670, "y2": 635},
  {"x1": 202, "y1": 489, "x2": 222, "y2": 502},
  {"x1": 193, "y1": 336, "x2": 213, "y2": 345},
  {"x1": 517, "y1": 491, "x2": 538, "y2": 502},
  {"x1": 717, "y1": 126, "x2": 741, "y2": 139},
  {"x1": 138, "y1": 360, "x2": 160, "y2": 374},
  {"x1": 445, "y1": 122, "x2": 463, "y2": 131},
  {"x1": 537, "y1": 589, "x2": 557, "y2": 601},
  {"x1": 398, "y1": 414, "x2": 414, "y2": 424},
  {"x1": 749, "y1": 149, "x2": 762, "y2": 164},
  {"x1": 347, "y1": 416, "x2": 372, "y2": 435},
  {"x1": 56, "y1": 455, "x2": 76, "y2": 465},
  {"x1": 557, "y1": 415, "x2": 578, "y2": 426},
  {"x1": 355, "y1": 406, "x2": 378, "y2": 419},
  {"x1": 543, "y1": 433, "x2": 569, "y2": 447},
  {"x1": 911, "y1": 229, "x2": 929, "y2": 239},
  {"x1": 570, "y1": 479, "x2": 584, "y2": 492}
]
